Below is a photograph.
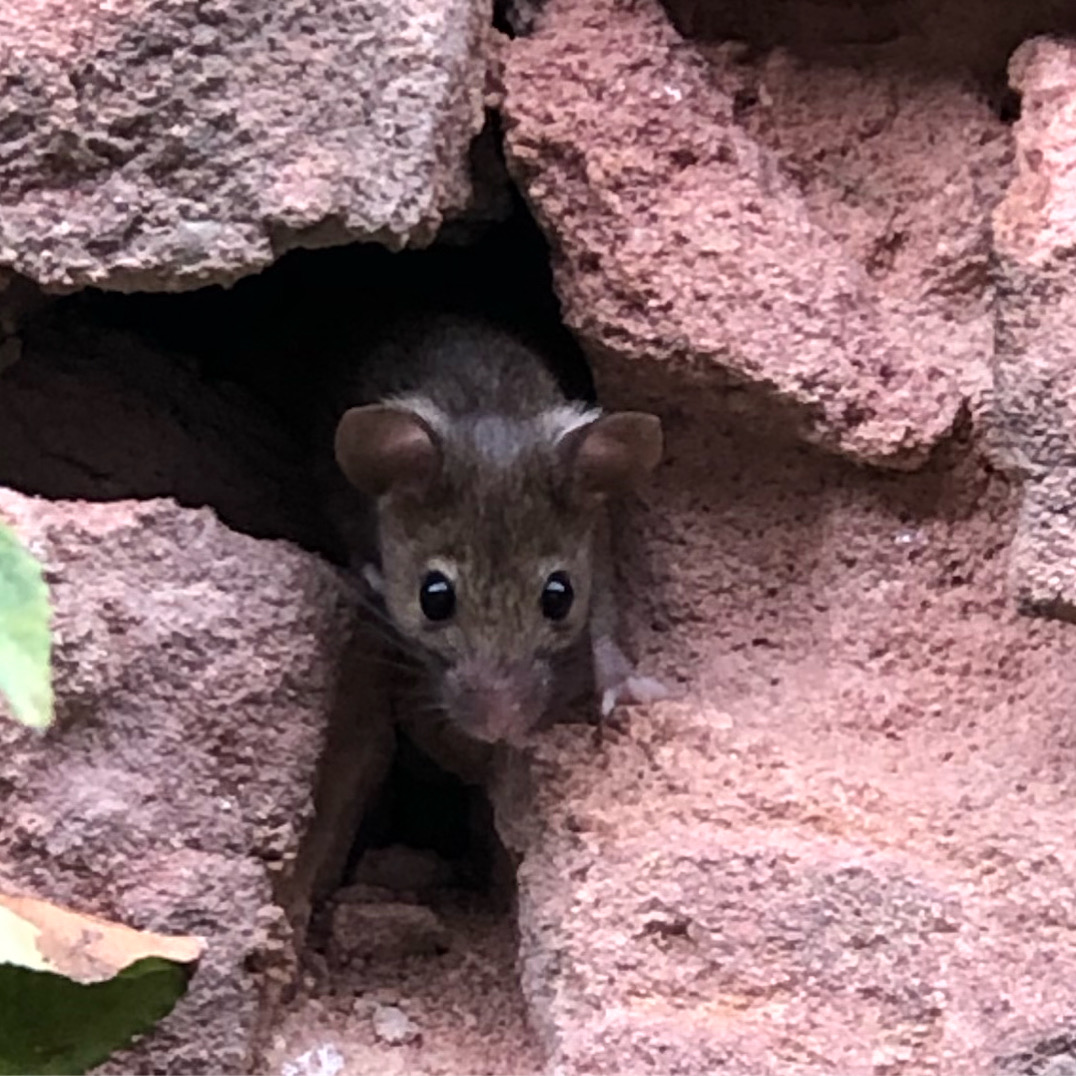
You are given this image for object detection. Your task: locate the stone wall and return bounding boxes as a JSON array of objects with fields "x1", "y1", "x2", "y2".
[{"x1": 3, "y1": 0, "x2": 1076, "y2": 1072}]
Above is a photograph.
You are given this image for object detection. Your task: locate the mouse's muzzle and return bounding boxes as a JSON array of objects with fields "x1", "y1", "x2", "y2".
[{"x1": 441, "y1": 658, "x2": 552, "y2": 746}]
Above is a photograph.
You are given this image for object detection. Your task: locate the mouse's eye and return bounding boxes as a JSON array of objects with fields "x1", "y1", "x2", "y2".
[
  {"x1": 420, "y1": 570, "x2": 456, "y2": 622},
  {"x1": 541, "y1": 571, "x2": 574, "y2": 622}
]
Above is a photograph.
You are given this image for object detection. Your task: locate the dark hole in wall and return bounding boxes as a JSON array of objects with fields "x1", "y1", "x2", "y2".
[
  {"x1": 345, "y1": 729, "x2": 514, "y2": 903},
  {"x1": 1, "y1": 196, "x2": 562, "y2": 987},
  {"x1": 79, "y1": 194, "x2": 595, "y2": 443},
  {"x1": 660, "y1": 0, "x2": 1074, "y2": 111},
  {"x1": 0, "y1": 194, "x2": 594, "y2": 561},
  {"x1": 493, "y1": 0, "x2": 546, "y2": 38},
  {"x1": 660, "y1": 0, "x2": 1076, "y2": 68},
  {"x1": 990, "y1": 85, "x2": 1023, "y2": 125}
]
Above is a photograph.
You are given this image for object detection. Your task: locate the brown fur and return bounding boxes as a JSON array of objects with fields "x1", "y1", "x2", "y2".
[{"x1": 321, "y1": 314, "x2": 661, "y2": 745}]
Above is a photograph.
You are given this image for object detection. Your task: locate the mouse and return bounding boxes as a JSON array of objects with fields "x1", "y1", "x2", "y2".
[{"x1": 321, "y1": 313, "x2": 665, "y2": 747}]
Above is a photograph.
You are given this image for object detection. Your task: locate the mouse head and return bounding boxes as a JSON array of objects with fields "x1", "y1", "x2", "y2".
[{"x1": 335, "y1": 401, "x2": 662, "y2": 745}]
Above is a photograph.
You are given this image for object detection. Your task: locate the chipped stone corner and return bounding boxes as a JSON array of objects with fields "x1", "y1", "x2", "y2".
[
  {"x1": 992, "y1": 36, "x2": 1076, "y2": 622},
  {"x1": 0, "y1": 0, "x2": 495, "y2": 293}
]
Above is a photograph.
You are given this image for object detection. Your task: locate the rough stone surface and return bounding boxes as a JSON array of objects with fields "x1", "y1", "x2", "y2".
[
  {"x1": 488, "y1": 382, "x2": 1076, "y2": 1075},
  {"x1": 0, "y1": 0, "x2": 491, "y2": 292},
  {"x1": 264, "y1": 892, "x2": 543, "y2": 1076},
  {"x1": 0, "y1": 490, "x2": 370, "y2": 1074},
  {"x1": 499, "y1": 0, "x2": 1009, "y2": 467},
  {"x1": 991, "y1": 37, "x2": 1076, "y2": 621}
]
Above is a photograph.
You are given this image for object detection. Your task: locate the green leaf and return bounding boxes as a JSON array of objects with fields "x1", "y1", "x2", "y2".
[
  {"x1": 0, "y1": 521, "x2": 53, "y2": 729},
  {"x1": 0, "y1": 892, "x2": 205, "y2": 1075},
  {"x1": 0, "y1": 957, "x2": 192, "y2": 1075}
]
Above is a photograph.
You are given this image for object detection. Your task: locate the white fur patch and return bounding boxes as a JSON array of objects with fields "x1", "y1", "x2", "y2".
[
  {"x1": 542, "y1": 402, "x2": 601, "y2": 444},
  {"x1": 385, "y1": 393, "x2": 451, "y2": 435},
  {"x1": 360, "y1": 562, "x2": 384, "y2": 595}
]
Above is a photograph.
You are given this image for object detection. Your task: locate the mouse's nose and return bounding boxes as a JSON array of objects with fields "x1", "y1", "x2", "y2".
[
  {"x1": 444, "y1": 659, "x2": 550, "y2": 745},
  {"x1": 472, "y1": 688, "x2": 529, "y2": 745}
]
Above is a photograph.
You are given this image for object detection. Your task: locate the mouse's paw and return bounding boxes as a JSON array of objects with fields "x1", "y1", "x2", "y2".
[
  {"x1": 600, "y1": 674, "x2": 669, "y2": 717},
  {"x1": 592, "y1": 635, "x2": 669, "y2": 719},
  {"x1": 358, "y1": 561, "x2": 385, "y2": 596},
  {"x1": 592, "y1": 672, "x2": 668, "y2": 748}
]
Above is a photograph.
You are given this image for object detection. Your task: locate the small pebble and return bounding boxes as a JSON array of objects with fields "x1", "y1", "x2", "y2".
[
  {"x1": 371, "y1": 1003, "x2": 421, "y2": 1046},
  {"x1": 328, "y1": 901, "x2": 451, "y2": 963},
  {"x1": 280, "y1": 1043, "x2": 344, "y2": 1076}
]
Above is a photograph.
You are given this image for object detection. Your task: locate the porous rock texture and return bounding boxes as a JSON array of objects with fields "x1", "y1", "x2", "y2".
[
  {"x1": 498, "y1": 0, "x2": 1009, "y2": 468},
  {"x1": 992, "y1": 37, "x2": 1076, "y2": 621},
  {"x1": 7, "y1": 1, "x2": 1076, "y2": 1073},
  {"x1": 264, "y1": 889, "x2": 543, "y2": 1076},
  {"x1": 0, "y1": 489, "x2": 389, "y2": 1074},
  {"x1": 490, "y1": 23, "x2": 1076, "y2": 1064},
  {"x1": 0, "y1": 0, "x2": 492, "y2": 292},
  {"x1": 490, "y1": 386, "x2": 1076, "y2": 1075}
]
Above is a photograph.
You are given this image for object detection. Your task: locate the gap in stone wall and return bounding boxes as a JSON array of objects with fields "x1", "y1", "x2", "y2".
[
  {"x1": 344, "y1": 730, "x2": 512, "y2": 902},
  {"x1": 79, "y1": 194, "x2": 593, "y2": 453},
  {"x1": 264, "y1": 725, "x2": 536, "y2": 1073},
  {"x1": 0, "y1": 195, "x2": 580, "y2": 1072},
  {"x1": 659, "y1": 0, "x2": 1076, "y2": 90},
  {"x1": 0, "y1": 192, "x2": 594, "y2": 553},
  {"x1": 40, "y1": 183, "x2": 579, "y2": 895},
  {"x1": 656, "y1": 0, "x2": 1055, "y2": 138}
]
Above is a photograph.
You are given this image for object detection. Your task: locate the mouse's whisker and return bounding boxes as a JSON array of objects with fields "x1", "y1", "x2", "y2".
[
  {"x1": 346, "y1": 602, "x2": 430, "y2": 662},
  {"x1": 347, "y1": 653, "x2": 423, "y2": 677},
  {"x1": 392, "y1": 683, "x2": 445, "y2": 713}
]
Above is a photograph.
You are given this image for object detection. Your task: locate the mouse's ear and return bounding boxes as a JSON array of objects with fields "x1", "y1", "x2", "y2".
[
  {"x1": 334, "y1": 405, "x2": 441, "y2": 497},
  {"x1": 562, "y1": 411, "x2": 663, "y2": 497}
]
